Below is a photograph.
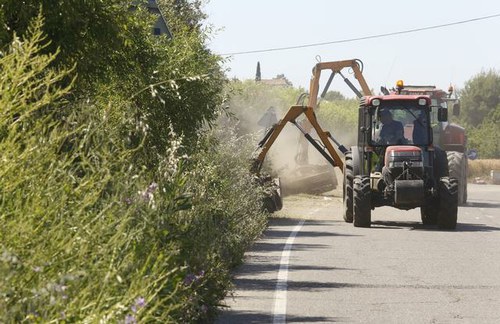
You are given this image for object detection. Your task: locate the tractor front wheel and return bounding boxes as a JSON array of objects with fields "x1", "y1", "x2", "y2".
[
  {"x1": 421, "y1": 199, "x2": 439, "y2": 225},
  {"x1": 343, "y1": 151, "x2": 354, "y2": 223},
  {"x1": 353, "y1": 175, "x2": 371, "y2": 228}
]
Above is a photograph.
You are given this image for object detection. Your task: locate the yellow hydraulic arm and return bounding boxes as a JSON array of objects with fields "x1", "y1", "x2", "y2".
[
  {"x1": 252, "y1": 59, "x2": 372, "y2": 174},
  {"x1": 308, "y1": 59, "x2": 371, "y2": 108}
]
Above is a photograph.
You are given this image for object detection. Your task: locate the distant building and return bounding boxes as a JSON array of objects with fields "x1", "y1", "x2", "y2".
[
  {"x1": 254, "y1": 63, "x2": 292, "y2": 87},
  {"x1": 131, "y1": 0, "x2": 173, "y2": 38},
  {"x1": 259, "y1": 74, "x2": 293, "y2": 87},
  {"x1": 146, "y1": 0, "x2": 173, "y2": 38}
]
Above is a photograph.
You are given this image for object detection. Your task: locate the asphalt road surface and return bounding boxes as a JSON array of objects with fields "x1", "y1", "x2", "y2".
[{"x1": 216, "y1": 184, "x2": 500, "y2": 323}]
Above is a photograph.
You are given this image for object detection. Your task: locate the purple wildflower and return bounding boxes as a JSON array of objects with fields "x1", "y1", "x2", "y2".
[
  {"x1": 183, "y1": 273, "x2": 197, "y2": 286},
  {"x1": 124, "y1": 314, "x2": 137, "y2": 324},
  {"x1": 131, "y1": 296, "x2": 146, "y2": 313},
  {"x1": 140, "y1": 182, "x2": 158, "y2": 202},
  {"x1": 147, "y1": 182, "x2": 158, "y2": 193}
]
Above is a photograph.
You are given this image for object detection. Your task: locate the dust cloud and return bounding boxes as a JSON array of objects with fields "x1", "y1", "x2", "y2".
[{"x1": 225, "y1": 83, "x2": 358, "y2": 195}]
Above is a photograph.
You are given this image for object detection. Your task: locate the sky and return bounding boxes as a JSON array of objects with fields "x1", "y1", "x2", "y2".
[{"x1": 203, "y1": 0, "x2": 500, "y2": 98}]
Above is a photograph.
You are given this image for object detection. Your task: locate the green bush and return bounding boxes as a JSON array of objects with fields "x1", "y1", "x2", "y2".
[
  {"x1": 173, "y1": 126, "x2": 268, "y2": 321},
  {"x1": 468, "y1": 119, "x2": 500, "y2": 158},
  {"x1": 0, "y1": 18, "x2": 182, "y2": 322},
  {"x1": 0, "y1": 15, "x2": 267, "y2": 323},
  {"x1": 316, "y1": 99, "x2": 359, "y2": 147}
]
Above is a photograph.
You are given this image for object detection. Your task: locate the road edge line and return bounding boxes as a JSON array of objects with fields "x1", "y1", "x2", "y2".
[{"x1": 272, "y1": 218, "x2": 307, "y2": 324}]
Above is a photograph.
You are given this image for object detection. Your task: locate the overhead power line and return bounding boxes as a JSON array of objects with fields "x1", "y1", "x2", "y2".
[{"x1": 219, "y1": 13, "x2": 500, "y2": 56}]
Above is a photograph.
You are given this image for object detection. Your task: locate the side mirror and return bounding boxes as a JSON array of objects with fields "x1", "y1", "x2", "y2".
[
  {"x1": 438, "y1": 107, "x2": 448, "y2": 122},
  {"x1": 452, "y1": 102, "x2": 461, "y2": 116}
]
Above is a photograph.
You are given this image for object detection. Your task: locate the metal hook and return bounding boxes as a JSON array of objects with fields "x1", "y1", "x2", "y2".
[{"x1": 315, "y1": 55, "x2": 322, "y2": 63}]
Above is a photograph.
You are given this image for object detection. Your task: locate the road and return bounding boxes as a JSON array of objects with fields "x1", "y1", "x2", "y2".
[{"x1": 216, "y1": 184, "x2": 500, "y2": 323}]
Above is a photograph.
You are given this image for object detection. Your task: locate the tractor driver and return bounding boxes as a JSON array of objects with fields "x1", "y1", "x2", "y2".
[{"x1": 378, "y1": 109, "x2": 405, "y2": 145}]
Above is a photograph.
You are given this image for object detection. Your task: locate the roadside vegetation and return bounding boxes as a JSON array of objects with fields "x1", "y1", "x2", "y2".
[
  {"x1": 457, "y1": 70, "x2": 500, "y2": 159},
  {"x1": 0, "y1": 2, "x2": 267, "y2": 322},
  {"x1": 468, "y1": 160, "x2": 500, "y2": 182}
]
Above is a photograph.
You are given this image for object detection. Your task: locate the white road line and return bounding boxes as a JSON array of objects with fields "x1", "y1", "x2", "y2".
[{"x1": 272, "y1": 208, "x2": 319, "y2": 324}]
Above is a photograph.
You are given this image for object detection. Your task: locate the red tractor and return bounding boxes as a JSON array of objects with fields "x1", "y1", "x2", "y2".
[
  {"x1": 343, "y1": 94, "x2": 458, "y2": 229},
  {"x1": 394, "y1": 83, "x2": 467, "y2": 205}
]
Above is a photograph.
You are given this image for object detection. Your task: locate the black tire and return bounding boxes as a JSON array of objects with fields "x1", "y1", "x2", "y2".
[
  {"x1": 437, "y1": 177, "x2": 458, "y2": 230},
  {"x1": 420, "y1": 199, "x2": 439, "y2": 225},
  {"x1": 263, "y1": 196, "x2": 275, "y2": 213},
  {"x1": 263, "y1": 178, "x2": 282, "y2": 213},
  {"x1": 343, "y1": 152, "x2": 354, "y2": 223},
  {"x1": 353, "y1": 175, "x2": 371, "y2": 228},
  {"x1": 447, "y1": 151, "x2": 467, "y2": 205}
]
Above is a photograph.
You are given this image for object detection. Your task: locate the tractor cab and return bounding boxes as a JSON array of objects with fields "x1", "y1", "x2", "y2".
[
  {"x1": 366, "y1": 96, "x2": 433, "y2": 147},
  {"x1": 356, "y1": 95, "x2": 445, "y2": 175}
]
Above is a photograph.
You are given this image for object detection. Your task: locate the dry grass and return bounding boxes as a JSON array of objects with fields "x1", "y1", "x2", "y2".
[{"x1": 468, "y1": 159, "x2": 500, "y2": 182}]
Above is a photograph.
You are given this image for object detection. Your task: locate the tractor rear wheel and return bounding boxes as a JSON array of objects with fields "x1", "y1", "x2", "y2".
[
  {"x1": 437, "y1": 177, "x2": 458, "y2": 230},
  {"x1": 343, "y1": 152, "x2": 354, "y2": 223},
  {"x1": 447, "y1": 151, "x2": 468, "y2": 205},
  {"x1": 353, "y1": 175, "x2": 371, "y2": 228}
]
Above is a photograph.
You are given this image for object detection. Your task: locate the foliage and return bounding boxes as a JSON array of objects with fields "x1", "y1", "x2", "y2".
[
  {"x1": 0, "y1": 18, "x2": 179, "y2": 322},
  {"x1": 467, "y1": 119, "x2": 500, "y2": 158},
  {"x1": 0, "y1": 10, "x2": 267, "y2": 324},
  {"x1": 458, "y1": 70, "x2": 500, "y2": 158},
  {"x1": 0, "y1": 0, "x2": 141, "y2": 87},
  {"x1": 316, "y1": 99, "x2": 359, "y2": 147},
  {"x1": 0, "y1": 1, "x2": 226, "y2": 154},
  {"x1": 125, "y1": 28, "x2": 226, "y2": 165},
  {"x1": 323, "y1": 90, "x2": 346, "y2": 101},
  {"x1": 458, "y1": 69, "x2": 500, "y2": 127},
  {"x1": 175, "y1": 125, "x2": 268, "y2": 321},
  {"x1": 159, "y1": 0, "x2": 207, "y2": 32},
  {"x1": 468, "y1": 159, "x2": 500, "y2": 181}
]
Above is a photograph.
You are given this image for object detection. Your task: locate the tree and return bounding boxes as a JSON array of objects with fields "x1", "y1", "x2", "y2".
[
  {"x1": 0, "y1": 0, "x2": 143, "y2": 87},
  {"x1": 255, "y1": 61, "x2": 261, "y2": 82},
  {"x1": 458, "y1": 70, "x2": 500, "y2": 158},
  {"x1": 468, "y1": 119, "x2": 500, "y2": 158},
  {"x1": 0, "y1": 1, "x2": 226, "y2": 159},
  {"x1": 323, "y1": 90, "x2": 345, "y2": 101},
  {"x1": 458, "y1": 70, "x2": 500, "y2": 127}
]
